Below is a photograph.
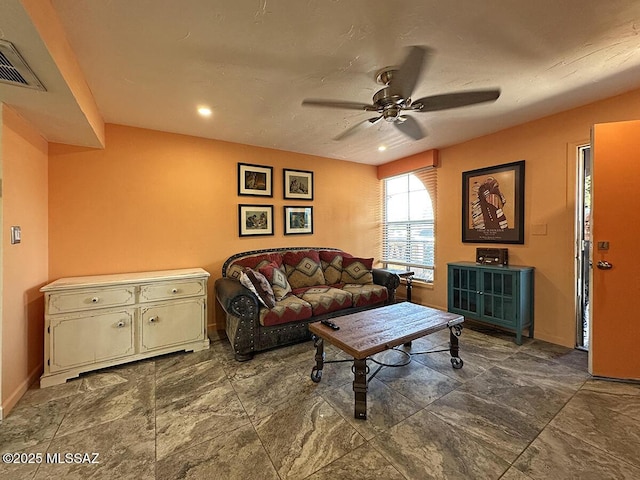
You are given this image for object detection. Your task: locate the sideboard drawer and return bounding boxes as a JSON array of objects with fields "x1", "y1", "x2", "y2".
[
  {"x1": 139, "y1": 279, "x2": 206, "y2": 303},
  {"x1": 47, "y1": 287, "x2": 136, "y2": 314}
]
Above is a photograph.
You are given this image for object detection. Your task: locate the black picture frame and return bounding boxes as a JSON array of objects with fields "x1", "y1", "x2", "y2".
[
  {"x1": 238, "y1": 163, "x2": 273, "y2": 197},
  {"x1": 238, "y1": 204, "x2": 274, "y2": 237},
  {"x1": 283, "y1": 169, "x2": 313, "y2": 200},
  {"x1": 284, "y1": 206, "x2": 313, "y2": 235},
  {"x1": 462, "y1": 160, "x2": 525, "y2": 244}
]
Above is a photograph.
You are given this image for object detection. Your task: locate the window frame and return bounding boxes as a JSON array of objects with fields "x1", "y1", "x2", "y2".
[{"x1": 381, "y1": 168, "x2": 436, "y2": 283}]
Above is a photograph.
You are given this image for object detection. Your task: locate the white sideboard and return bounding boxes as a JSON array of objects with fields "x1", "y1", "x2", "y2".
[{"x1": 40, "y1": 268, "x2": 210, "y2": 387}]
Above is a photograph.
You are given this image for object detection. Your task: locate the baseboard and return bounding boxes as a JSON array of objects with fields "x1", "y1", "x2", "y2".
[
  {"x1": 591, "y1": 375, "x2": 640, "y2": 384},
  {"x1": 1, "y1": 362, "x2": 43, "y2": 418}
]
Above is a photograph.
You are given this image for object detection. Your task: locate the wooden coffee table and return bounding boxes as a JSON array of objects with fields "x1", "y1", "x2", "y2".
[{"x1": 308, "y1": 302, "x2": 464, "y2": 420}]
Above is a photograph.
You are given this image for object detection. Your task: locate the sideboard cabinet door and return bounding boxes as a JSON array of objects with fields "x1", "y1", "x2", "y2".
[
  {"x1": 449, "y1": 265, "x2": 481, "y2": 316},
  {"x1": 49, "y1": 309, "x2": 135, "y2": 372},
  {"x1": 140, "y1": 299, "x2": 206, "y2": 352}
]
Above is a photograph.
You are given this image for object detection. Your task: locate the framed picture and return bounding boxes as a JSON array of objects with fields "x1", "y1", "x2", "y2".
[
  {"x1": 462, "y1": 160, "x2": 525, "y2": 244},
  {"x1": 284, "y1": 206, "x2": 313, "y2": 235},
  {"x1": 238, "y1": 163, "x2": 273, "y2": 197},
  {"x1": 239, "y1": 204, "x2": 274, "y2": 237},
  {"x1": 283, "y1": 169, "x2": 313, "y2": 200}
]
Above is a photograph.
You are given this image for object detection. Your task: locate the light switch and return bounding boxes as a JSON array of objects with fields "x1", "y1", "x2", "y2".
[{"x1": 10, "y1": 226, "x2": 21, "y2": 244}]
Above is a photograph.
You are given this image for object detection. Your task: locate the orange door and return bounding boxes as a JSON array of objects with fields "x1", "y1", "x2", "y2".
[{"x1": 590, "y1": 120, "x2": 640, "y2": 379}]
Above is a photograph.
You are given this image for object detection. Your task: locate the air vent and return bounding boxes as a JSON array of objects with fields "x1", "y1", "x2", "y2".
[{"x1": 0, "y1": 40, "x2": 45, "y2": 91}]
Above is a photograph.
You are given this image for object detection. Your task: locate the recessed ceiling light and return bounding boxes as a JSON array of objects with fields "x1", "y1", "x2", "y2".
[
  {"x1": 378, "y1": 145, "x2": 387, "y2": 152},
  {"x1": 197, "y1": 106, "x2": 212, "y2": 117}
]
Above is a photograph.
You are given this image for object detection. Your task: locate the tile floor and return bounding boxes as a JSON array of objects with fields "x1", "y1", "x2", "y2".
[{"x1": 1, "y1": 324, "x2": 640, "y2": 480}]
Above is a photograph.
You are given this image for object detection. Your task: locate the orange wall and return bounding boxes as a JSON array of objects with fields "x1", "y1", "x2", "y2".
[
  {"x1": 1, "y1": 105, "x2": 49, "y2": 414},
  {"x1": 414, "y1": 88, "x2": 640, "y2": 347},
  {"x1": 48, "y1": 124, "x2": 381, "y2": 328}
]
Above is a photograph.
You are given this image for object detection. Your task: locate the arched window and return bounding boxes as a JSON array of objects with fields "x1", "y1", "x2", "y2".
[{"x1": 382, "y1": 168, "x2": 436, "y2": 282}]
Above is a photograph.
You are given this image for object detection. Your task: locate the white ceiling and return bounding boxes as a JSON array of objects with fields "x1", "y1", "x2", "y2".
[{"x1": 3, "y1": 0, "x2": 640, "y2": 165}]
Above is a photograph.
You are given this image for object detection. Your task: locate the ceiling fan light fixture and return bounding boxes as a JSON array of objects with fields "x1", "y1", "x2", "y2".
[{"x1": 301, "y1": 46, "x2": 500, "y2": 142}]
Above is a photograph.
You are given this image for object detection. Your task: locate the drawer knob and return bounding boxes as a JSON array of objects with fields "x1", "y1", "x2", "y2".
[
  {"x1": 149, "y1": 316, "x2": 157, "y2": 323},
  {"x1": 91, "y1": 297, "x2": 99, "y2": 303},
  {"x1": 117, "y1": 321, "x2": 126, "y2": 328},
  {"x1": 172, "y1": 288, "x2": 178, "y2": 294}
]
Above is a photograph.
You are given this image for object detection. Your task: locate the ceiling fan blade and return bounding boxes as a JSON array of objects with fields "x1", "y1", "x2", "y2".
[
  {"x1": 411, "y1": 89, "x2": 501, "y2": 112},
  {"x1": 389, "y1": 46, "x2": 428, "y2": 99},
  {"x1": 333, "y1": 116, "x2": 382, "y2": 141},
  {"x1": 394, "y1": 115, "x2": 425, "y2": 141},
  {"x1": 302, "y1": 99, "x2": 378, "y2": 111}
]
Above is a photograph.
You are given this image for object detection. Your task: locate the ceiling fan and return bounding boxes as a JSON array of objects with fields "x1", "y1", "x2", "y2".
[{"x1": 302, "y1": 46, "x2": 501, "y2": 141}]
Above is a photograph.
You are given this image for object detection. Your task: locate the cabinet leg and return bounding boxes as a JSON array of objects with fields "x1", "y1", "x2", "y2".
[{"x1": 516, "y1": 328, "x2": 523, "y2": 345}]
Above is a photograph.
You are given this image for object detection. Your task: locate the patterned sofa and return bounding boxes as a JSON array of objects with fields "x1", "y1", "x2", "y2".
[{"x1": 215, "y1": 247, "x2": 400, "y2": 361}]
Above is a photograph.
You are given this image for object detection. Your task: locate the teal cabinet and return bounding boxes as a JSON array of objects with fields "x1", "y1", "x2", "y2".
[{"x1": 447, "y1": 262, "x2": 534, "y2": 344}]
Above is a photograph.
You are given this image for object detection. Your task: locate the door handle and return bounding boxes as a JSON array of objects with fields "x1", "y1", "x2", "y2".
[{"x1": 597, "y1": 261, "x2": 613, "y2": 270}]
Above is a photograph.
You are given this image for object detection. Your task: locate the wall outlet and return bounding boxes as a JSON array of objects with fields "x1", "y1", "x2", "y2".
[{"x1": 10, "y1": 226, "x2": 21, "y2": 244}]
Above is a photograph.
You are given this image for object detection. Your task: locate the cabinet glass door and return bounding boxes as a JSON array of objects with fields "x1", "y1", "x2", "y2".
[
  {"x1": 482, "y1": 271, "x2": 515, "y2": 321},
  {"x1": 451, "y1": 266, "x2": 479, "y2": 314}
]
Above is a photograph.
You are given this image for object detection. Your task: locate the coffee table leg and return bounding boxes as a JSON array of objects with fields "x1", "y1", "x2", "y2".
[
  {"x1": 311, "y1": 335, "x2": 324, "y2": 383},
  {"x1": 448, "y1": 324, "x2": 464, "y2": 369},
  {"x1": 353, "y1": 358, "x2": 368, "y2": 420}
]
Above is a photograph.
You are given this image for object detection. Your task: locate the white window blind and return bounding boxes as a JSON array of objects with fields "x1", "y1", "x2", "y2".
[{"x1": 382, "y1": 167, "x2": 437, "y2": 282}]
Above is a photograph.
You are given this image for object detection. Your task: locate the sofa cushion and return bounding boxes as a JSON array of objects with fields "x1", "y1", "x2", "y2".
[
  {"x1": 259, "y1": 295, "x2": 313, "y2": 327},
  {"x1": 342, "y1": 283, "x2": 388, "y2": 308},
  {"x1": 341, "y1": 257, "x2": 374, "y2": 284},
  {"x1": 241, "y1": 268, "x2": 276, "y2": 308},
  {"x1": 319, "y1": 250, "x2": 352, "y2": 285},
  {"x1": 283, "y1": 250, "x2": 326, "y2": 289},
  {"x1": 227, "y1": 253, "x2": 283, "y2": 280},
  {"x1": 258, "y1": 262, "x2": 292, "y2": 301},
  {"x1": 296, "y1": 286, "x2": 353, "y2": 316}
]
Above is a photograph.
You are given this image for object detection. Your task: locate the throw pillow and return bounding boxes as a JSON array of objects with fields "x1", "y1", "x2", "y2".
[
  {"x1": 226, "y1": 253, "x2": 284, "y2": 280},
  {"x1": 319, "y1": 250, "x2": 352, "y2": 285},
  {"x1": 282, "y1": 250, "x2": 326, "y2": 289},
  {"x1": 341, "y1": 256, "x2": 374, "y2": 284},
  {"x1": 258, "y1": 262, "x2": 292, "y2": 301},
  {"x1": 240, "y1": 268, "x2": 276, "y2": 308}
]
